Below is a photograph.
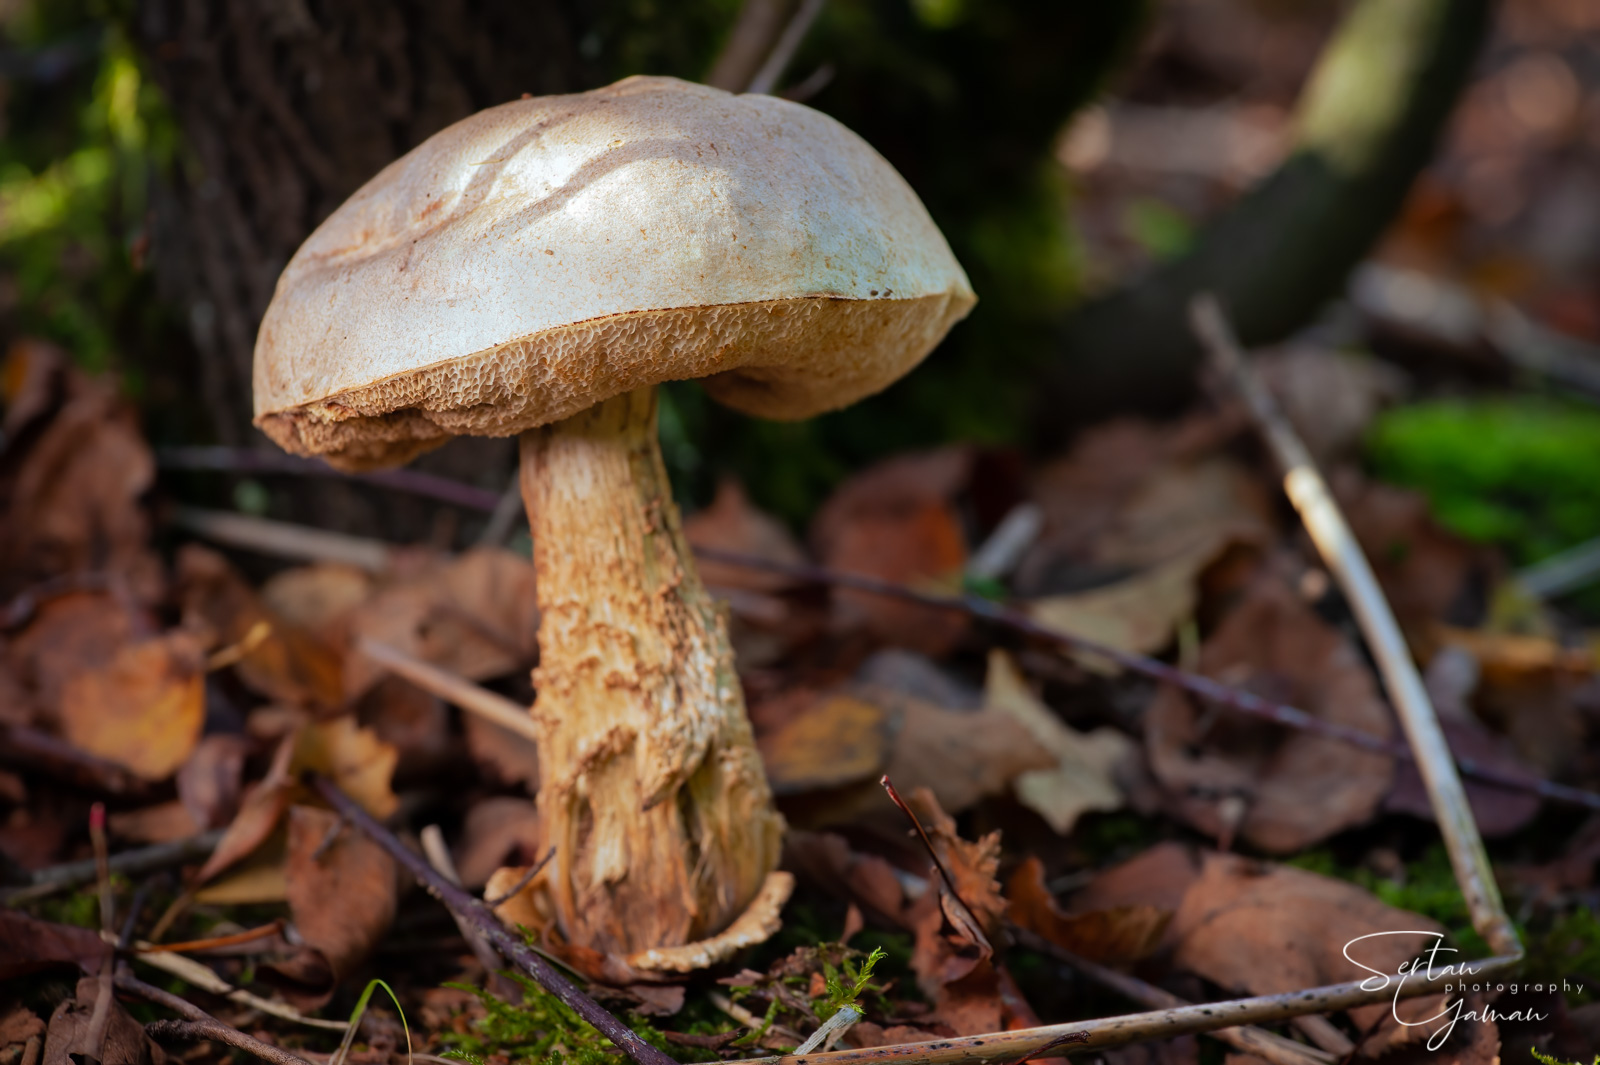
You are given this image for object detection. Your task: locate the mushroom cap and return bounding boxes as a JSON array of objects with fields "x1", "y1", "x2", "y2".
[{"x1": 252, "y1": 76, "x2": 975, "y2": 470}]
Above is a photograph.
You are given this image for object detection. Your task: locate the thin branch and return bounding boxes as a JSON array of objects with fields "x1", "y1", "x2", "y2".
[
  {"x1": 484, "y1": 847, "x2": 555, "y2": 907},
  {"x1": 0, "y1": 725, "x2": 153, "y2": 801},
  {"x1": 171, "y1": 506, "x2": 392, "y2": 571},
  {"x1": 691, "y1": 547, "x2": 1600, "y2": 814},
  {"x1": 308, "y1": 774, "x2": 677, "y2": 1065},
  {"x1": 355, "y1": 637, "x2": 540, "y2": 745},
  {"x1": 1010, "y1": 928, "x2": 1332, "y2": 1065},
  {"x1": 746, "y1": 0, "x2": 826, "y2": 94},
  {"x1": 745, "y1": 953, "x2": 1520, "y2": 1065},
  {"x1": 419, "y1": 825, "x2": 519, "y2": 1000},
  {"x1": 116, "y1": 966, "x2": 316, "y2": 1065},
  {"x1": 157, "y1": 446, "x2": 503, "y2": 512},
  {"x1": 1190, "y1": 292, "x2": 1520, "y2": 958},
  {"x1": 705, "y1": 0, "x2": 797, "y2": 91},
  {"x1": 1, "y1": 829, "x2": 223, "y2": 905}
]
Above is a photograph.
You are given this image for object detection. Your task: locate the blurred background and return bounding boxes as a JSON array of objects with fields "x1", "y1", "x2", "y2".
[{"x1": 0, "y1": 0, "x2": 1598, "y2": 570}]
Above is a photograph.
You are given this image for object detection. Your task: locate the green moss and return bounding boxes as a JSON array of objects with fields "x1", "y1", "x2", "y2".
[
  {"x1": 438, "y1": 974, "x2": 698, "y2": 1065},
  {"x1": 1366, "y1": 399, "x2": 1600, "y2": 567}
]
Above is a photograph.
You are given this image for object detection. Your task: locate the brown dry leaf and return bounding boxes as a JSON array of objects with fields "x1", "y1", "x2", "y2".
[
  {"x1": 292, "y1": 715, "x2": 399, "y2": 819},
  {"x1": 57, "y1": 630, "x2": 206, "y2": 781},
  {"x1": 1069, "y1": 845, "x2": 1202, "y2": 945},
  {"x1": 355, "y1": 675, "x2": 452, "y2": 778},
  {"x1": 984, "y1": 650, "x2": 1130, "y2": 833},
  {"x1": 812, "y1": 448, "x2": 971, "y2": 655},
  {"x1": 1257, "y1": 345, "x2": 1407, "y2": 462},
  {"x1": 1, "y1": 337, "x2": 66, "y2": 438},
  {"x1": 1101, "y1": 1036, "x2": 1199, "y2": 1065},
  {"x1": 176, "y1": 733, "x2": 251, "y2": 830},
  {"x1": 272, "y1": 804, "x2": 398, "y2": 1005},
  {"x1": 0, "y1": 1004, "x2": 45, "y2": 1048},
  {"x1": 1169, "y1": 852, "x2": 1445, "y2": 1038},
  {"x1": 194, "y1": 733, "x2": 297, "y2": 884},
  {"x1": 687, "y1": 478, "x2": 806, "y2": 594},
  {"x1": 1145, "y1": 572, "x2": 1395, "y2": 853},
  {"x1": 756, "y1": 693, "x2": 892, "y2": 795},
  {"x1": 343, "y1": 547, "x2": 537, "y2": 697},
  {"x1": 1337, "y1": 472, "x2": 1482, "y2": 629},
  {"x1": 0, "y1": 370, "x2": 162, "y2": 603},
  {"x1": 0, "y1": 911, "x2": 106, "y2": 979},
  {"x1": 463, "y1": 710, "x2": 541, "y2": 790},
  {"x1": 43, "y1": 976, "x2": 166, "y2": 1065},
  {"x1": 782, "y1": 831, "x2": 911, "y2": 926},
  {"x1": 108, "y1": 800, "x2": 202, "y2": 844},
  {"x1": 8, "y1": 591, "x2": 140, "y2": 726},
  {"x1": 259, "y1": 563, "x2": 375, "y2": 631},
  {"x1": 1026, "y1": 541, "x2": 1221, "y2": 670},
  {"x1": 886, "y1": 694, "x2": 1057, "y2": 816},
  {"x1": 1092, "y1": 456, "x2": 1273, "y2": 571},
  {"x1": 177, "y1": 545, "x2": 344, "y2": 709},
  {"x1": 1006, "y1": 857, "x2": 1169, "y2": 964},
  {"x1": 456, "y1": 796, "x2": 542, "y2": 889}
]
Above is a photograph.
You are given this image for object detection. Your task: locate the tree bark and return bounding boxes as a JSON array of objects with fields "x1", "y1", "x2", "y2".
[{"x1": 133, "y1": 0, "x2": 594, "y2": 446}]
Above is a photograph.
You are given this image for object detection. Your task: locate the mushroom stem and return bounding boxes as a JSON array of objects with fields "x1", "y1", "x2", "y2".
[{"x1": 518, "y1": 386, "x2": 784, "y2": 957}]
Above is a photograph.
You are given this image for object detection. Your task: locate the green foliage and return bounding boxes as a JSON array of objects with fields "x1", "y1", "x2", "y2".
[
  {"x1": 814, "y1": 946, "x2": 885, "y2": 1021},
  {"x1": 0, "y1": 1, "x2": 178, "y2": 376},
  {"x1": 439, "y1": 975, "x2": 684, "y2": 1065},
  {"x1": 333, "y1": 979, "x2": 411, "y2": 1065},
  {"x1": 1524, "y1": 907, "x2": 1600, "y2": 1005},
  {"x1": 1531, "y1": 1052, "x2": 1600, "y2": 1065},
  {"x1": 1367, "y1": 399, "x2": 1600, "y2": 567}
]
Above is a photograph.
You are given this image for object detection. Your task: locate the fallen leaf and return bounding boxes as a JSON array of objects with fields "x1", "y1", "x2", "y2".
[
  {"x1": 1257, "y1": 344, "x2": 1408, "y2": 462},
  {"x1": 0, "y1": 371, "x2": 162, "y2": 603},
  {"x1": 108, "y1": 800, "x2": 202, "y2": 844},
  {"x1": 57, "y1": 630, "x2": 206, "y2": 781},
  {"x1": 887, "y1": 694, "x2": 1057, "y2": 816},
  {"x1": 687, "y1": 478, "x2": 807, "y2": 594},
  {"x1": 260, "y1": 563, "x2": 375, "y2": 632},
  {"x1": 1006, "y1": 857, "x2": 1169, "y2": 964},
  {"x1": 1091, "y1": 456, "x2": 1273, "y2": 571},
  {"x1": 0, "y1": 912, "x2": 105, "y2": 979},
  {"x1": 1337, "y1": 472, "x2": 1483, "y2": 630},
  {"x1": 176, "y1": 733, "x2": 251, "y2": 830},
  {"x1": 812, "y1": 448, "x2": 972, "y2": 655},
  {"x1": 271, "y1": 804, "x2": 398, "y2": 1005},
  {"x1": 757, "y1": 693, "x2": 892, "y2": 795},
  {"x1": 783, "y1": 831, "x2": 911, "y2": 926},
  {"x1": 462, "y1": 711, "x2": 540, "y2": 790},
  {"x1": 0, "y1": 337, "x2": 66, "y2": 439},
  {"x1": 343, "y1": 547, "x2": 537, "y2": 697},
  {"x1": 43, "y1": 976, "x2": 166, "y2": 1065},
  {"x1": 1100, "y1": 1035, "x2": 1199, "y2": 1065},
  {"x1": 1168, "y1": 852, "x2": 1445, "y2": 1038},
  {"x1": 177, "y1": 545, "x2": 344, "y2": 709},
  {"x1": 1145, "y1": 572, "x2": 1395, "y2": 852},
  {"x1": 984, "y1": 650, "x2": 1131, "y2": 833},
  {"x1": 8, "y1": 591, "x2": 141, "y2": 726},
  {"x1": 355, "y1": 674, "x2": 452, "y2": 778},
  {"x1": 194, "y1": 734, "x2": 296, "y2": 884},
  {"x1": 0, "y1": 1004, "x2": 44, "y2": 1048},
  {"x1": 455, "y1": 796, "x2": 542, "y2": 889},
  {"x1": 1026, "y1": 542, "x2": 1224, "y2": 670},
  {"x1": 293, "y1": 715, "x2": 400, "y2": 819}
]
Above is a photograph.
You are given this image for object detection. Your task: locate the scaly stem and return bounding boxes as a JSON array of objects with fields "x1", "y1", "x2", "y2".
[{"x1": 519, "y1": 386, "x2": 783, "y2": 957}]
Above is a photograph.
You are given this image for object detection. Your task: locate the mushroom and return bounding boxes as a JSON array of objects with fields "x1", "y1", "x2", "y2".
[{"x1": 252, "y1": 75, "x2": 974, "y2": 967}]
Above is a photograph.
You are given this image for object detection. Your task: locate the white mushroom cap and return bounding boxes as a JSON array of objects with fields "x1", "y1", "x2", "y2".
[{"x1": 252, "y1": 75, "x2": 975, "y2": 470}]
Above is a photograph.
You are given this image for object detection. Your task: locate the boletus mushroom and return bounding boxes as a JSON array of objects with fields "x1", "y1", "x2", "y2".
[{"x1": 253, "y1": 75, "x2": 974, "y2": 970}]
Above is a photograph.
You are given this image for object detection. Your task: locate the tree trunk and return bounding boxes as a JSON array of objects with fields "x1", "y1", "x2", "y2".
[{"x1": 133, "y1": 0, "x2": 594, "y2": 447}]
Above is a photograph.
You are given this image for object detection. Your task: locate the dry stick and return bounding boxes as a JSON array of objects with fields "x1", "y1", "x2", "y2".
[
  {"x1": 80, "y1": 804, "x2": 116, "y2": 1065},
  {"x1": 747, "y1": 952, "x2": 1521, "y2": 1065},
  {"x1": 115, "y1": 966, "x2": 317, "y2": 1065},
  {"x1": 1, "y1": 829, "x2": 226, "y2": 905},
  {"x1": 418, "y1": 825, "x2": 519, "y2": 1000},
  {"x1": 308, "y1": 774, "x2": 677, "y2": 1065},
  {"x1": 745, "y1": 0, "x2": 827, "y2": 94},
  {"x1": 1189, "y1": 293, "x2": 1522, "y2": 959},
  {"x1": 171, "y1": 506, "x2": 392, "y2": 571},
  {"x1": 1009, "y1": 928, "x2": 1332, "y2": 1065},
  {"x1": 693, "y1": 546, "x2": 1600, "y2": 814},
  {"x1": 158, "y1": 445, "x2": 503, "y2": 513},
  {"x1": 125, "y1": 942, "x2": 348, "y2": 1031},
  {"x1": 141, "y1": 919, "x2": 284, "y2": 954},
  {"x1": 0, "y1": 725, "x2": 151, "y2": 801},
  {"x1": 484, "y1": 847, "x2": 556, "y2": 907},
  {"x1": 355, "y1": 637, "x2": 540, "y2": 745}
]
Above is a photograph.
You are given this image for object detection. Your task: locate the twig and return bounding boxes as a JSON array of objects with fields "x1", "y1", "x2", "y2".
[
  {"x1": 119, "y1": 966, "x2": 317, "y2": 1065},
  {"x1": 419, "y1": 825, "x2": 519, "y2": 999},
  {"x1": 880, "y1": 777, "x2": 987, "y2": 944},
  {"x1": 745, "y1": 953, "x2": 1521, "y2": 1065},
  {"x1": 309, "y1": 774, "x2": 677, "y2": 1065},
  {"x1": 125, "y1": 946, "x2": 348, "y2": 1031},
  {"x1": 793, "y1": 1006, "x2": 860, "y2": 1055},
  {"x1": 691, "y1": 547, "x2": 1600, "y2": 814},
  {"x1": 157, "y1": 445, "x2": 503, "y2": 512},
  {"x1": 355, "y1": 637, "x2": 540, "y2": 745},
  {"x1": 141, "y1": 919, "x2": 284, "y2": 954},
  {"x1": 484, "y1": 847, "x2": 555, "y2": 907},
  {"x1": 0, "y1": 725, "x2": 152, "y2": 800},
  {"x1": 80, "y1": 805, "x2": 115, "y2": 1065},
  {"x1": 475, "y1": 473, "x2": 526, "y2": 547},
  {"x1": 1516, "y1": 533, "x2": 1600, "y2": 600},
  {"x1": 706, "y1": 0, "x2": 796, "y2": 91},
  {"x1": 1, "y1": 829, "x2": 225, "y2": 904},
  {"x1": 746, "y1": 0, "x2": 826, "y2": 94},
  {"x1": 1190, "y1": 292, "x2": 1521, "y2": 958},
  {"x1": 1010, "y1": 927, "x2": 1332, "y2": 1065},
  {"x1": 170, "y1": 506, "x2": 392, "y2": 571}
]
